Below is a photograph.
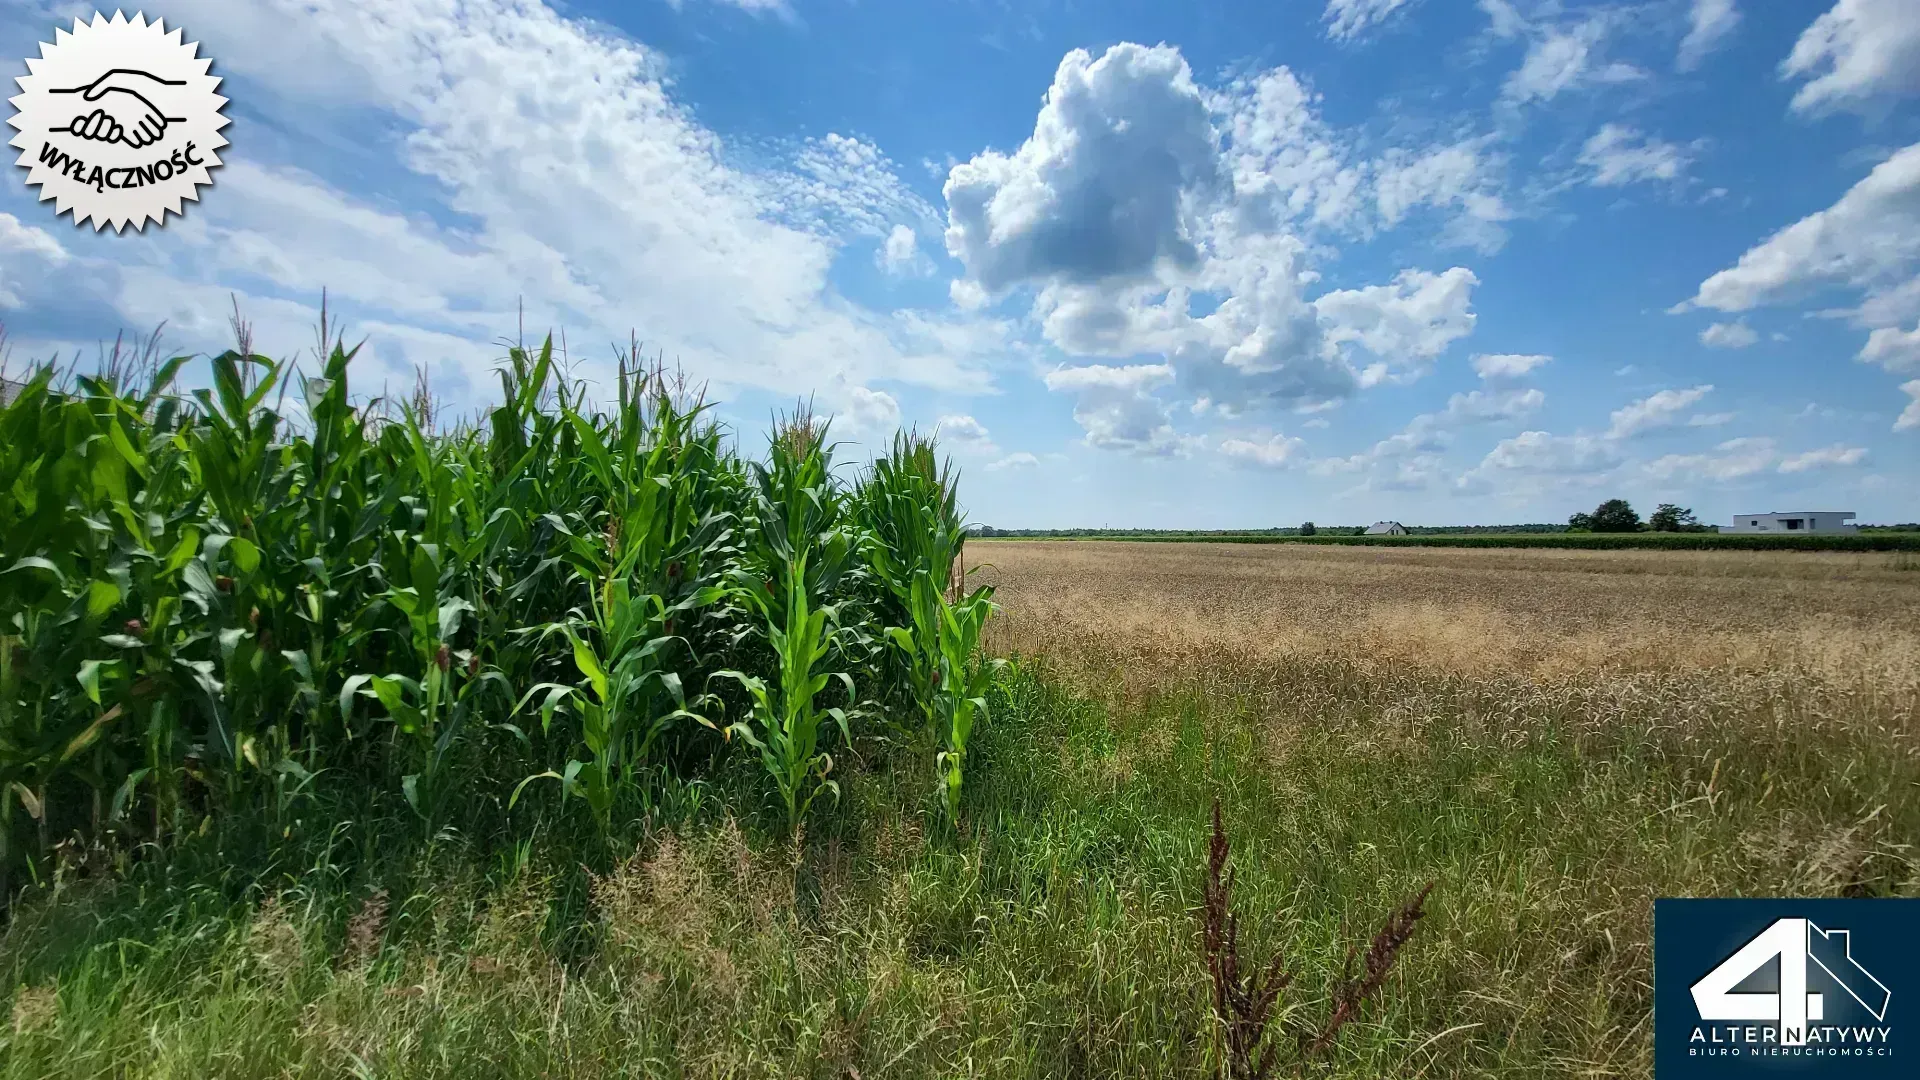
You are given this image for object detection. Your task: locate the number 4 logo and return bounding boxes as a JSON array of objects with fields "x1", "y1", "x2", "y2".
[{"x1": 1691, "y1": 917, "x2": 1892, "y2": 1046}]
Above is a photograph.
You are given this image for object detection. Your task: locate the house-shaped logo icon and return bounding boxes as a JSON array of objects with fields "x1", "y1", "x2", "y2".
[{"x1": 1690, "y1": 918, "x2": 1891, "y2": 1046}]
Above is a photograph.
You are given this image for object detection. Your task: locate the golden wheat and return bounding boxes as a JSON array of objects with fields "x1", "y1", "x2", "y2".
[{"x1": 976, "y1": 540, "x2": 1920, "y2": 691}]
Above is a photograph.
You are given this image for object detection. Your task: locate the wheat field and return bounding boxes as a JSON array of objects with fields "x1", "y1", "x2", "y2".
[
  {"x1": 953, "y1": 539, "x2": 1920, "y2": 1074},
  {"x1": 977, "y1": 539, "x2": 1920, "y2": 689}
]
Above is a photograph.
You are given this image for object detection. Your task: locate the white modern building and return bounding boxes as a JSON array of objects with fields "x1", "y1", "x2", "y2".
[
  {"x1": 1722, "y1": 511, "x2": 1857, "y2": 534},
  {"x1": 1365, "y1": 520, "x2": 1408, "y2": 536}
]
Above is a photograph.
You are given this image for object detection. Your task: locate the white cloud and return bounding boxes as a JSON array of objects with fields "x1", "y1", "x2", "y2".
[
  {"x1": 1861, "y1": 324, "x2": 1920, "y2": 372},
  {"x1": 877, "y1": 224, "x2": 932, "y2": 276},
  {"x1": 1502, "y1": 18, "x2": 1644, "y2": 106},
  {"x1": 1323, "y1": 0, "x2": 1422, "y2": 41},
  {"x1": 768, "y1": 133, "x2": 942, "y2": 241},
  {"x1": 937, "y1": 413, "x2": 991, "y2": 443},
  {"x1": 1043, "y1": 362, "x2": 1176, "y2": 396},
  {"x1": 1782, "y1": 0, "x2": 1920, "y2": 114},
  {"x1": 1311, "y1": 418, "x2": 1450, "y2": 490},
  {"x1": 1371, "y1": 138, "x2": 1512, "y2": 251},
  {"x1": 1471, "y1": 352, "x2": 1551, "y2": 379},
  {"x1": 1310, "y1": 383, "x2": 1540, "y2": 492},
  {"x1": 839, "y1": 386, "x2": 902, "y2": 441},
  {"x1": 984, "y1": 452, "x2": 1040, "y2": 471},
  {"x1": 1452, "y1": 386, "x2": 1817, "y2": 495},
  {"x1": 1690, "y1": 143, "x2": 1920, "y2": 327},
  {"x1": 0, "y1": 213, "x2": 67, "y2": 264},
  {"x1": 941, "y1": 44, "x2": 1492, "y2": 434},
  {"x1": 1219, "y1": 431, "x2": 1307, "y2": 467},
  {"x1": 1644, "y1": 436, "x2": 1778, "y2": 480},
  {"x1": 13, "y1": 0, "x2": 1002, "y2": 416},
  {"x1": 949, "y1": 278, "x2": 990, "y2": 311},
  {"x1": 665, "y1": 0, "x2": 790, "y2": 14},
  {"x1": 1607, "y1": 385, "x2": 1716, "y2": 438},
  {"x1": 1314, "y1": 267, "x2": 1479, "y2": 378},
  {"x1": 1457, "y1": 431, "x2": 1623, "y2": 494},
  {"x1": 1484, "y1": 431, "x2": 1620, "y2": 472},
  {"x1": 1700, "y1": 321, "x2": 1759, "y2": 348},
  {"x1": 1897, "y1": 379, "x2": 1920, "y2": 430},
  {"x1": 1212, "y1": 66, "x2": 1369, "y2": 234},
  {"x1": 935, "y1": 413, "x2": 998, "y2": 455},
  {"x1": 1579, "y1": 124, "x2": 1691, "y2": 186},
  {"x1": 0, "y1": 212, "x2": 70, "y2": 309},
  {"x1": 1778, "y1": 444, "x2": 1868, "y2": 472},
  {"x1": 943, "y1": 44, "x2": 1221, "y2": 294},
  {"x1": 1042, "y1": 362, "x2": 1195, "y2": 455},
  {"x1": 1677, "y1": 0, "x2": 1741, "y2": 72},
  {"x1": 1445, "y1": 386, "x2": 1545, "y2": 421},
  {"x1": 1480, "y1": 0, "x2": 1528, "y2": 40},
  {"x1": 1214, "y1": 70, "x2": 1509, "y2": 248}
]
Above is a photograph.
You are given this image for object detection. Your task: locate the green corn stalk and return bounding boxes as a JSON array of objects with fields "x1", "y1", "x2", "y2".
[
  {"x1": 855, "y1": 430, "x2": 1000, "y2": 824},
  {"x1": 714, "y1": 411, "x2": 863, "y2": 835},
  {"x1": 928, "y1": 587, "x2": 1001, "y2": 824},
  {"x1": 0, "y1": 315, "x2": 983, "y2": 893},
  {"x1": 509, "y1": 359, "x2": 729, "y2": 832}
]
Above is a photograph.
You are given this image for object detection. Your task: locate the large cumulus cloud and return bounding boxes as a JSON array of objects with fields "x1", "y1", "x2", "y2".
[
  {"x1": 943, "y1": 45, "x2": 1223, "y2": 292},
  {"x1": 939, "y1": 43, "x2": 1483, "y2": 453}
]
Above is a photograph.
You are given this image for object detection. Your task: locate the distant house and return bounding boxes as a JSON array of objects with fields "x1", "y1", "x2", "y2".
[
  {"x1": 1365, "y1": 521, "x2": 1408, "y2": 536},
  {"x1": 1721, "y1": 511, "x2": 1857, "y2": 535},
  {"x1": 0, "y1": 377, "x2": 23, "y2": 407}
]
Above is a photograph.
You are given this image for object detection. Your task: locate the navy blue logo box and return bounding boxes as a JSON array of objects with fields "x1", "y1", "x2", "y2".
[{"x1": 1655, "y1": 898, "x2": 1916, "y2": 1077}]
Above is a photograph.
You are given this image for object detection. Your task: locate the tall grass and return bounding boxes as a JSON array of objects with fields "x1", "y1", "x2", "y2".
[{"x1": 0, "y1": 331, "x2": 991, "y2": 892}]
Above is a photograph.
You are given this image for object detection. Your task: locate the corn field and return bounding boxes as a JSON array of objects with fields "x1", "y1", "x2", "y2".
[{"x1": 0, "y1": 332, "x2": 996, "y2": 899}]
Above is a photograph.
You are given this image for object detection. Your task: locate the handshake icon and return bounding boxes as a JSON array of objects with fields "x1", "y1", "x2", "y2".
[{"x1": 50, "y1": 68, "x2": 187, "y2": 149}]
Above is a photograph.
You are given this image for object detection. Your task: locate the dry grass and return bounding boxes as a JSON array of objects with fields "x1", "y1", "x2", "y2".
[{"x1": 976, "y1": 540, "x2": 1920, "y2": 692}]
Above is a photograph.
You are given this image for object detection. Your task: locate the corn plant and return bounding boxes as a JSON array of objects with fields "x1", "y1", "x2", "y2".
[
  {"x1": 0, "y1": 318, "x2": 987, "y2": 895},
  {"x1": 1, "y1": 356, "x2": 200, "y2": 887},
  {"x1": 509, "y1": 361, "x2": 732, "y2": 832},
  {"x1": 855, "y1": 431, "x2": 999, "y2": 824},
  {"x1": 713, "y1": 410, "x2": 864, "y2": 835}
]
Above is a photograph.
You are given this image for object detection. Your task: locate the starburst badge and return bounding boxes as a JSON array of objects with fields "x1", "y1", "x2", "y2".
[{"x1": 8, "y1": 11, "x2": 229, "y2": 233}]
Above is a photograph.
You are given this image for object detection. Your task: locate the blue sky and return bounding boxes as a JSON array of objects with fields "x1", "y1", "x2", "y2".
[{"x1": 2, "y1": 0, "x2": 1917, "y2": 527}]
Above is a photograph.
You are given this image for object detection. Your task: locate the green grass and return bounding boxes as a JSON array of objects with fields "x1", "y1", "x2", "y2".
[
  {"x1": 4, "y1": 650, "x2": 1911, "y2": 1077},
  {"x1": 976, "y1": 532, "x2": 1920, "y2": 551}
]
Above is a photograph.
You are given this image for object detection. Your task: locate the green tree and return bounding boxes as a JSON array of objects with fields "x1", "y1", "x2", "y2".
[
  {"x1": 1299, "y1": 521, "x2": 1317, "y2": 536},
  {"x1": 1648, "y1": 503, "x2": 1697, "y2": 532},
  {"x1": 1588, "y1": 499, "x2": 1642, "y2": 533},
  {"x1": 1567, "y1": 512, "x2": 1594, "y2": 532}
]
